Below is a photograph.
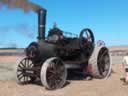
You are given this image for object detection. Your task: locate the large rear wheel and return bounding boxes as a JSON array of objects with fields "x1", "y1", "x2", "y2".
[{"x1": 89, "y1": 46, "x2": 112, "y2": 79}]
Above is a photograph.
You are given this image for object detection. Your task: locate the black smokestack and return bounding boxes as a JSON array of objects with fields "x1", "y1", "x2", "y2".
[{"x1": 37, "y1": 8, "x2": 46, "y2": 40}]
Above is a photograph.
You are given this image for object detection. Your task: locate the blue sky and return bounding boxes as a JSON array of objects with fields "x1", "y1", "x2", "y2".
[{"x1": 0, "y1": 0, "x2": 128, "y2": 48}]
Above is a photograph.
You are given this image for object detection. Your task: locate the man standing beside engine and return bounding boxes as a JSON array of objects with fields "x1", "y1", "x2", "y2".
[{"x1": 120, "y1": 55, "x2": 128, "y2": 84}]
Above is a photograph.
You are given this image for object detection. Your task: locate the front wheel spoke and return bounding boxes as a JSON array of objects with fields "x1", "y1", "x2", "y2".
[
  {"x1": 24, "y1": 59, "x2": 27, "y2": 68},
  {"x1": 26, "y1": 76, "x2": 29, "y2": 81},
  {"x1": 20, "y1": 61, "x2": 26, "y2": 68},
  {"x1": 18, "y1": 64, "x2": 24, "y2": 69},
  {"x1": 27, "y1": 59, "x2": 29, "y2": 68},
  {"x1": 24, "y1": 76, "x2": 26, "y2": 82},
  {"x1": 17, "y1": 69, "x2": 23, "y2": 72},
  {"x1": 29, "y1": 63, "x2": 33, "y2": 68},
  {"x1": 17, "y1": 72, "x2": 23, "y2": 78},
  {"x1": 18, "y1": 74, "x2": 24, "y2": 80},
  {"x1": 23, "y1": 76, "x2": 26, "y2": 82}
]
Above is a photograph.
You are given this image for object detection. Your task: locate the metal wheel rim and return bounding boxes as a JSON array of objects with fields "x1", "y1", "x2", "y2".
[
  {"x1": 98, "y1": 49, "x2": 111, "y2": 78},
  {"x1": 41, "y1": 57, "x2": 67, "y2": 90}
]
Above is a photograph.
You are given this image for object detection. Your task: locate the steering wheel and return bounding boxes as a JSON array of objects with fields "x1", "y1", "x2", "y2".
[{"x1": 79, "y1": 28, "x2": 95, "y2": 49}]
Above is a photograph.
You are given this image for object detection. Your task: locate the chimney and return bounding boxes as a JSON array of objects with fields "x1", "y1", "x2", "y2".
[{"x1": 37, "y1": 8, "x2": 47, "y2": 40}]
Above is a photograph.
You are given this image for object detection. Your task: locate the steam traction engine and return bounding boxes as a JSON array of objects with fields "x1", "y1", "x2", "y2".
[{"x1": 16, "y1": 8, "x2": 111, "y2": 90}]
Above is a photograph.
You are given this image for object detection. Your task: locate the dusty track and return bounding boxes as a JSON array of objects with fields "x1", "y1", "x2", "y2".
[{"x1": 0, "y1": 56, "x2": 128, "y2": 96}]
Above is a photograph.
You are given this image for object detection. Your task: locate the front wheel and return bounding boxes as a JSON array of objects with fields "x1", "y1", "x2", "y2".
[
  {"x1": 40, "y1": 57, "x2": 67, "y2": 90},
  {"x1": 16, "y1": 57, "x2": 36, "y2": 84}
]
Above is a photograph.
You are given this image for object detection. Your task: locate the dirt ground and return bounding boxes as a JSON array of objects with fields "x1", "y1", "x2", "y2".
[{"x1": 0, "y1": 56, "x2": 128, "y2": 96}]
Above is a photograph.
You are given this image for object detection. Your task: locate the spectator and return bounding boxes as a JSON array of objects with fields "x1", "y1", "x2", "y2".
[{"x1": 120, "y1": 56, "x2": 128, "y2": 84}]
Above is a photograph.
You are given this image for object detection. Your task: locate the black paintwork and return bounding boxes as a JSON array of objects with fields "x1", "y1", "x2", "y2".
[{"x1": 25, "y1": 9, "x2": 95, "y2": 69}]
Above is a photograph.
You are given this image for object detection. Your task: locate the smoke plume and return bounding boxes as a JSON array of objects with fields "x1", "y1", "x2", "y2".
[
  {"x1": 0, "y1": 2, "x2": 3, "y2": 9},
  {"x1": 0, "y1": 0, "x2": 43, "y2": 13},
  {"x1": 0, "y1": 24, "x2": 35, "y2": 39},
  {"x1": 15, "y1": 23, "x2": 35, "y2": 39}
]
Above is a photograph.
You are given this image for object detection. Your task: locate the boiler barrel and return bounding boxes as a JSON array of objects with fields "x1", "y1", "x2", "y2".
[{"x1": 38, "y1": 41, "x2": 57, "y2": 61}]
